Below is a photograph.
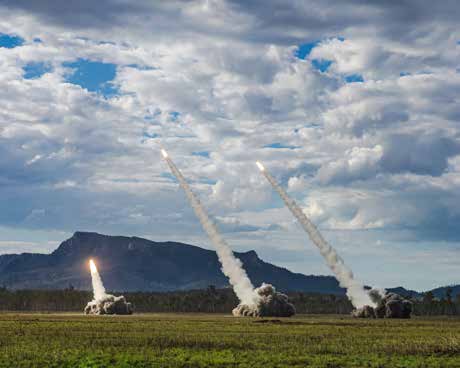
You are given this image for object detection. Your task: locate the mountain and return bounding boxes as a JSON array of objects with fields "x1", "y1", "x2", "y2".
[
  {"x1": 387, "y1": 286, "x2": 423, "y2": 299},
  {"x1": 0, "y1": 231, "x2": 345, "y2": 294},
  {"x1": 429, "y1": 285, "x2": 460, "y2": 299},
  {"x1": 386, "y1": 286, "x2": 460, "y2": 300}
]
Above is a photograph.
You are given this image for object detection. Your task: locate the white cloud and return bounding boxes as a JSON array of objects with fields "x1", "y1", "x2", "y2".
[
  {"x1": 287, "y1": 175, "x2": 309, "y2": 192},
  {"x1": 0, "y1": 0, "x2": 459, "y2": 289},
  {"x1": 316, "y1": 145, "x2": 383, "y2": 184}
]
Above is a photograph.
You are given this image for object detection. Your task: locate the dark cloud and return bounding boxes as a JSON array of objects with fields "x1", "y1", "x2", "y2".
[
  {"x1": 227, "y1": 0, "x2": 460, "y2": 43},
  {"x1": 381, "y1": 133, "x2": 460, "y2": 177},
  {"x1": 316, "y1": 132, "x2": 460, "y2": 185},
  {"x1": 2, "y1": 0, "x2": 459, "y2": 45},
  {"x1": 0, "y1": 0, "x2": 151, "y2": 29}
]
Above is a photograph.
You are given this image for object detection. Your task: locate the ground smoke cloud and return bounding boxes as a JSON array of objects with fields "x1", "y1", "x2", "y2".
[
  {"x1": 84, "y1": 295, "x2": 133, "y2": 315},
  {"x1": 84, "y1": 259, "x2": 133, "y2": 315},
  {"x1": 232, "y1": 283, "x2": 296, "y2": 317},
  {"x1": 353, "y1": 290, "x2": 412, "y2": 318},
  {"x1": 161, "y1": 150, "x2": 260, "y2": 307},
  {"x1": 256, "y1": 162, "x2": 375, "y2": 309}
]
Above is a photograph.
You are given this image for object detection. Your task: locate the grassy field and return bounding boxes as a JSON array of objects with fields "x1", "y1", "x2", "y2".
[{"x1": 0, "y1": 313, "x2": 459, "y2": 367}]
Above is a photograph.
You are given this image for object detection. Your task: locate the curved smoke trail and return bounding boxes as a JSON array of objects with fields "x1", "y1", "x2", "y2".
[
  {"x1": 161, "y1": 149, "x2": 259, "y2": 306},
  {"x1": 89, "y1": 259, "x2": 107, "y2": 301},
  {"x1": 256, "y1": 162, "x2": 375, "y2": 308}
]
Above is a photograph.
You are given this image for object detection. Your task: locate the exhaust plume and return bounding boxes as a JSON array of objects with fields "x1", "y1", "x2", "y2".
[
  {"x1": 85, "y1": 259, "x2": 133, "y2": 315},
  {"x1": 161, "y1": 149, "x2": 259, "y2": 306},
  {"x1": 232, "y1": 283, "x2": 295, "y2": 317},
  {"x1": 256, "y1": 162, "x2": 375, "y2": 309},
  {"x1": 89, "y1": 259, "x2": 107, "y2": 301}
]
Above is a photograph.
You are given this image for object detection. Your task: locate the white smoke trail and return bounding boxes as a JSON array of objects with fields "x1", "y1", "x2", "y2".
[
  {"x1": 161, "y1": 149, "x2": 259, "y2": 306},
  {"x1": 89, "y1": 259, "x2": 107, "y2": 301},
  {"x1": 256, "y1": 162, "x2": 375, "y2": 308}
]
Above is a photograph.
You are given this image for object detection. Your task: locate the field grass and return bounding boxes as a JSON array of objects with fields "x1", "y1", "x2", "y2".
[{"x1": 0, "y1": 313, "x2": 459, "y2": 367}]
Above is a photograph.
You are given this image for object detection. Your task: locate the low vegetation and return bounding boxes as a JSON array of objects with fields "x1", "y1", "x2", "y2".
[{"x1": 0, "y1": 313, "x2": 459, "y2": 367}]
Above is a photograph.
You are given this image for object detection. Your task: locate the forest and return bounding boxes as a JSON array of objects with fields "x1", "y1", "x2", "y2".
[{"x1": 0, "y1": 286, "x2": 459, "y2": 315}]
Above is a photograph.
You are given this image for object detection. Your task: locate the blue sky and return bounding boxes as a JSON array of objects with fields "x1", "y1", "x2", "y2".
[
  {"x1": 295, "y1": 42, "x2": 318, "y2": 60},
  {"x1": 23, "y1": 61, "x2": 52, "y2": 79},
  {"x1": 0, "y1": 1, "x2": 459, "y2": 291},
  {"x1": 63, "y1": 59, "x2": 118, "y2": 97},
  {"x1": 0, "y1": 33, "x2": 24, "y2": 48}
]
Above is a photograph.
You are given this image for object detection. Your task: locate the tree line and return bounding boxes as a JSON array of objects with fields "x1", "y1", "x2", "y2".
[{"x1": 0, "y1": 286, "x2": 459, "y2": 315}]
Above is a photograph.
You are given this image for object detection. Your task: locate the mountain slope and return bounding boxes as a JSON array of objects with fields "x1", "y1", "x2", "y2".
[
  {"x1": 429, "y1": 285, "x2": 460, "y2": 299},
  {"x1": 0, "y1": 231, "x2": 345, "y2": 294}
]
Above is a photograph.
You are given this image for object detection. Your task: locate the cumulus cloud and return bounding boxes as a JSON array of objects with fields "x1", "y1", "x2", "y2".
[
  {"x1": 0, "y1": 0, "x2": 459, "y2": 290},
  {"x1": 316, "y1": 145, "x2": 383, "y2": 184}
]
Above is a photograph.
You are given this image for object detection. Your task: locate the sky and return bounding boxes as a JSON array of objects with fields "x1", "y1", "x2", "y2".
[{"x1": 0, "y1": 0, "x2": 459, "y2": 291}]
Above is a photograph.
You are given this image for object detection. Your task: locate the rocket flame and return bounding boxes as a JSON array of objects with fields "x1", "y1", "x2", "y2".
[
  {"x1": 89, "y1": 259, "x2": 97, "y2": 273},
  {"x1": 161, "y1": 149, "x2": 168, "y2": 158},
  {"x1": 88, "y1": 258, "x2": 107, "y2": 301},
  {"x1": 256, "y1": 161, "x2": 265, "y2": 171}
]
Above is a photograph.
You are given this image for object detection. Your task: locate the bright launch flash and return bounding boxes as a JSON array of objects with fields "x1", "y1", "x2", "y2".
[
  {"x1": 256, "y1": 161, "x2": 265, "y2": 171},
  {"x1": 161, "y1": 149, "x2": 168, "y2": 158},
  {"x1": 89, "y1": 259, "x2": 97, "y2": 273}
]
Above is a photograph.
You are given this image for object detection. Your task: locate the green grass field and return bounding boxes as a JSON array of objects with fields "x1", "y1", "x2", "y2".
[{"x1": 0, "y1": 313, "x2": 459, "y2": 368}]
